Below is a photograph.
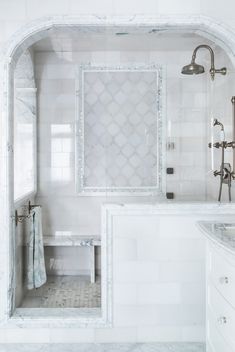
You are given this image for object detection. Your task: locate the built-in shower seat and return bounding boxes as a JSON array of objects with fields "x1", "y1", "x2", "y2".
[{"x1": 43, "y1": 235, "x2": 101, "y2": 283}]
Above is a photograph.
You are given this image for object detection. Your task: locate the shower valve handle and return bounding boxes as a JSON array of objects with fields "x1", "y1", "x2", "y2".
[
  {"x1": 226, "y1": 141, "x2": 235, "y2": 148},
  {"x1": 208, "y1": 142, "x2": 223, "y2": 149},
  {"x1": 214, "y1": 170, "x2": 222, "y2": 177},
  {"x1": 231, "y1": 171, "x2": 235, "y2": 180}
]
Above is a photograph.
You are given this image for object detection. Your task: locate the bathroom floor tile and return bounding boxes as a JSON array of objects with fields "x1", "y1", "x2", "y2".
[{"x1": 20, "y1": 275, "x2": 101, "y2": 308}]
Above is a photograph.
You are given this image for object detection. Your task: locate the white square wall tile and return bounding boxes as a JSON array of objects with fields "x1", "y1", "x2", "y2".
[
  {"x1": 136, "y1": 304, "x2": 205, "y2": 326},
  {"x1": 137, "y1": 326, "x2": 182, "y2": 342},
  {"x1": 26, "y1": 0, "x2": 70, "y2": 18},
  {"x1": 5, "y1": 328, "x2": 50, "y2": 343},
  {"x1": 69, "y1": 0, "x2": 114, "y2": 14},
  {"x1": 158, "y1": 216, "x2": 205, "y2": 238},
  {"x1": 0, "y1": 0, "x2": 26, "y2": 20},
  {"x1": 113, "y1": 0, "x2": 158, "y2": 15},
  {"x1": 181, "y1": 326, "x2": 206, "y2": 342},
  {"x1": 0, "y1": 328, "x2": 6, "y2": 343},
  {"x1": 46, "y1": 64, "x2": 75, "y2": 79},
  {"x1": 114, "y1": 261, "x2": 160, "y2": 283},
  {"x1": 94, "y1": 327, "x2": 137, "y2": 343},
  {"x1": 137, "y1": 283, "x2": 181, "y2": 305},
  {"x1": 113, "y1": 283, "x2": 138, "y2": 305},
  {"x1": 113, "y1": 238, "x2": 137, "y2": 261},
  {"x1": 49, "y1": 328, "x2": 94, "y2": 343},
  {"x1": 137, "y1": 238, "x2": 205, "y2": 262},
  {"x1": 158, "y1": 0, "x2": 201, "y2": 14},
  {"x1": 35, "y1": 65, "x2": 48, "y2": 79},
  {"x1": 91, "y1": 51, "x2": 121, "y2": 63},
  {"x1": 113, "y1": 216, "x2": 159, "y2": 238},
  {"x1": 158, "y1": 262, "x2": 204, "y2": 283},
  {"x1": 181, "y1": 283, "x2": 205, "y2": 305},
  {"x1": 113, "y1": 305, "x2": 141, "y2": 327}
]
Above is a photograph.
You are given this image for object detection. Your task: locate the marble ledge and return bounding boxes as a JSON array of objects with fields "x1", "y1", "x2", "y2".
[
  {"x1": 3, "y1": 308, "x2": 104, "y2": 329},
  {"x1": 102, "y1": 201, "x2": 235, "y2": 215},
  {"x1": 0, "y1": 342, "x2": 206, "y2": 352}
]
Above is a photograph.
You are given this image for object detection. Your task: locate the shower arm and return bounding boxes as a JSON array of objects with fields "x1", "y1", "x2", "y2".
[{"x1": 191, "y1": 45, "x2": 226, "y2": 80}]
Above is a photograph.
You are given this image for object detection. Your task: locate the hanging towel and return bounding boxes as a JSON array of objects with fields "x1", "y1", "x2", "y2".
[{"x1": 26, "y1": 207, "x2": 47, "y2": 290}]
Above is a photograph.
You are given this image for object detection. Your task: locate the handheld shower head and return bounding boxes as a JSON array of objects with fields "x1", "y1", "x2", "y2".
[
  {"x1": 213, "y1": 118, "x2": 224, "y2": 130},
  {"x1": 213, "y1": 118, "x2": 225, "y2": 141}
]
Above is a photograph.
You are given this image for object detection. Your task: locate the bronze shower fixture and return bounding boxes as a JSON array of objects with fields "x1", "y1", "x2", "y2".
[{"x1": 181, "y1": 44, "x2": 227, "y2": 80}]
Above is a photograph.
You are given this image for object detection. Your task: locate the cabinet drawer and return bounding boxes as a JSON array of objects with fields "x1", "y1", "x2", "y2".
[
  {"x1": 208, "y1": 244, "x2": 235, "y2": 308},
  {"x1": 207, "y1": 312, "x2": 234, "y2": 352},
  {"x1": 208, "y1": 283, "x2": 235, "y2": 349}
]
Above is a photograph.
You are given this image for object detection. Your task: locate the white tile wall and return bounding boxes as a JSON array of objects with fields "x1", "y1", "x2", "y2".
[
  {"x1": 110, "y1": 213, "x2": 207, "y2": 341},
  {"x1": 34, "y1": 42, "x2": 235, "y2": 205},
  {"x1": 33, "y1": 46, "x2": 214, "y2": 276}
]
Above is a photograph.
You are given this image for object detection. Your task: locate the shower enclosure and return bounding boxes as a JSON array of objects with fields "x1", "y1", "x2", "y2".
[{"x1": 1, "y1": 16, "x2": 235, "y2": 331}]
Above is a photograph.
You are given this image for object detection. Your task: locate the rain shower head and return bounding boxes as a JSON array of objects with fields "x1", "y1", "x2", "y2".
[
  {"x1": 181, "y1": 62, "x2": 205, "y2": 75},
  {"x1": 181, "y1": 44, "x2": 227, "y2": 80}
]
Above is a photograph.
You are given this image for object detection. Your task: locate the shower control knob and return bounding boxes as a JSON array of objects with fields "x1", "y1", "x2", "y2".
[
  {"x1": 208, "y1": 142, "x2": 222, "y2": 149},
  {"x1": 214, "y1": 142, "x2": 222, "y2": 148},
  {"x1": 219, "y1": 276, "x2": 229, "y2": 284},
  {"x1": 226, "y1": 141, "x2": 235, "y2": 148},
  {"x1": 218, "y1": 316, "x2": 227, "y2": 324},
  {"x1": 214, "y1": 170, "x2": 221, "y2": 177}
]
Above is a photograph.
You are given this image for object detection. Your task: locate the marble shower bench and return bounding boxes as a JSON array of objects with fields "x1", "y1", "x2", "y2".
[{"x1": 43, "y1": 235, "x2": 101, "y2": 283}]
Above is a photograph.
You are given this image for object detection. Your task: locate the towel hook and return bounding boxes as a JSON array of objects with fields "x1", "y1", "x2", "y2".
[
  {"x1": 28, "y1": 201, "x2": 41, "y2": 215},
  {"x1": 14, "y1": 210, "x2": 31, "y2": 227}
]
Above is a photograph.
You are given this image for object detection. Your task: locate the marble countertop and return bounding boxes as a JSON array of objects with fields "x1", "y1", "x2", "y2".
[{"x1": 198, "y1": 221, "x2": 235, "y2": 254}]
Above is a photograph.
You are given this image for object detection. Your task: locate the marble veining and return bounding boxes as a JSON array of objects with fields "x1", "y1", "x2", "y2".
[
  {"x1": 0, "y1": 343, "x2": 206, "y2": 352},
  {"x1": 198, "y1": 221, "x2": 235, "y2": 254}
]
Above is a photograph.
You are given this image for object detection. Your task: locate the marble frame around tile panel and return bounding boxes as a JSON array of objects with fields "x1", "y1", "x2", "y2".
[
  {"x1": 1, "y1": 14, "x2": 235, "y2": 328},
  {"x1": 76, "y1": 63, "x2": 164, "y2": 195}
]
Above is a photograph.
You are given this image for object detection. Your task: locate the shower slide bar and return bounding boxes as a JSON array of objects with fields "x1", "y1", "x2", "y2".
[
  {"x1": 232, "y1": 96, "x2": 235, "y2": 178},
  {"x1": 209, "y1": 97, "x2": 235, "y2": 201}
]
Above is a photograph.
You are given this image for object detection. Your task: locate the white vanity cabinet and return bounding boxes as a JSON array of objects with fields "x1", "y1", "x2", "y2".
[{"x1": 206, "y1": 241, "x2": 235, "y2": 352}]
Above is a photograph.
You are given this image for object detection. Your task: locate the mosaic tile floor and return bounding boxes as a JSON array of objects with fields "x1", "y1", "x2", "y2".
[
  {"x1": 20, "y1": 275, "x2": 101, "y2": 308},
  {"x1": 0, "y1": 343, "x2": 206, "y2": 352}
]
